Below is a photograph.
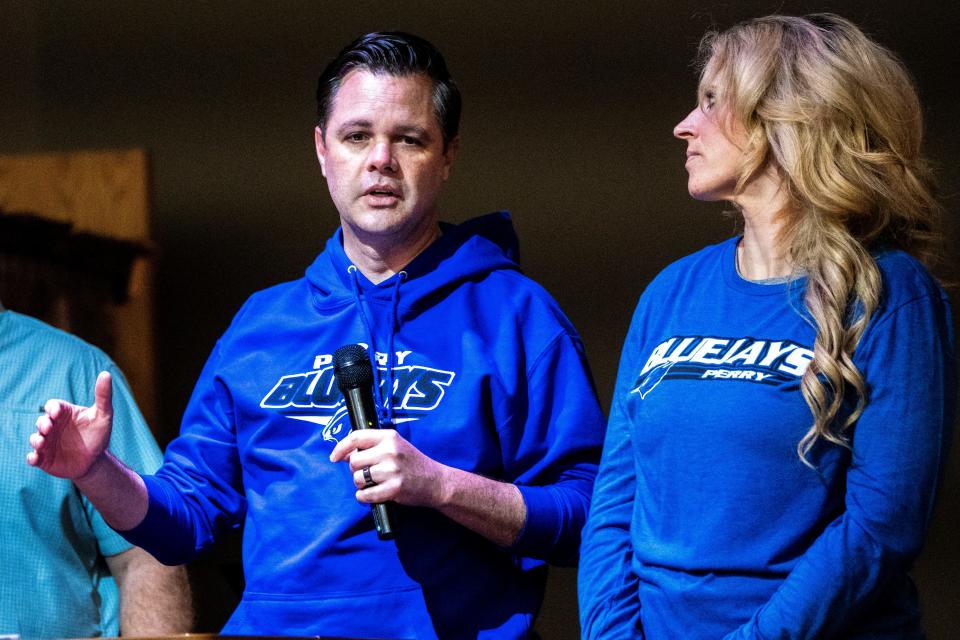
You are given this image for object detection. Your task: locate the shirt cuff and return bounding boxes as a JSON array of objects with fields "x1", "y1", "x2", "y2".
[
  {"x1": 114, "y1": 474, "x2": 192, "y2": 566},
  {"x1": 511, "y1": 484, "x2": 563, "y2": 556}
]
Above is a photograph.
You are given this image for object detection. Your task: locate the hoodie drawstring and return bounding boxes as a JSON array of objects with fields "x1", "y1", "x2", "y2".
[
  {"x1": 346, "y1": 265, "x2": 406, "y2": 427},
  {"x1": 385, "y1": 271, "x2": 406, "y2": 426}
]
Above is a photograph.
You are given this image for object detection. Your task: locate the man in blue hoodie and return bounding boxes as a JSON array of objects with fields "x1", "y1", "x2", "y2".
[{"x1": 28, "y1": 32, "x2": 604, "y2": 638}]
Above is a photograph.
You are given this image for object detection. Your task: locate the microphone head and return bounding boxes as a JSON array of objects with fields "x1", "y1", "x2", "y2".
[{"x1": 333, "y1": 344, "x2": 374, "y2": 391}]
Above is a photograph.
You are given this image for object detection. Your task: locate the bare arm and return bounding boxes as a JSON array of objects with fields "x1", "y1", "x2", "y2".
[
  {"x1": 28, "y1": 371, "x2": 150, "y2": 531},
  {"x1": 105, "y1": 546, "x2": 193, "y2": 635},
  {"x1": 431, "y1": 464, "x2": 525, "y2": 546},
  {"x1": 330, "y1": 429, "x2": 525, "y2": 546}
]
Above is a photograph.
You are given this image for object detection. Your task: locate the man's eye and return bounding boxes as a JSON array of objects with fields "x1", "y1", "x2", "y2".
[
  {"x1": 346, "y1": 133, "x2": 368, "y2": 142},
  {"x1": 401, "y1": 136, "x2": 422, "y2": 146}
]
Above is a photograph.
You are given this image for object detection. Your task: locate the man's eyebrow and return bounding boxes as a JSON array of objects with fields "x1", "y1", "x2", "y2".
[
  {"x1": 334, "y1": 119, "x2": 373, "y2": 134},
  {"x1": 395, "y1": 125, "x2": 433, "y2": 140}
]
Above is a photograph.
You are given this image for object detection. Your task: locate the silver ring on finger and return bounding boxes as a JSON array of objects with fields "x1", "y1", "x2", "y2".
[{"x1": 362, "y1": 466, "x2": 376, "y2": 489}]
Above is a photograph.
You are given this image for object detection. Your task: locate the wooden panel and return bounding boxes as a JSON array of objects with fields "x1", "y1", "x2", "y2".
[
  {"x1": 0, "y1": 149, "x2": 149, "y2": 242},
  {"x1": 0, "y1": 149, "x2": 158, "y2": 431}
]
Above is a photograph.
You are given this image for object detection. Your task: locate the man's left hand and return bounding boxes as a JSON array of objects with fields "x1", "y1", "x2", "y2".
[{"x1": 329, "y1": 429, "x2": 450, "y2": 508}]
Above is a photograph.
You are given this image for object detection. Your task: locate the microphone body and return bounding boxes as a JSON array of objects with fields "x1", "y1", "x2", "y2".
[{"x1": 333, "y1": 344, "x2": 395, "y2": 540}]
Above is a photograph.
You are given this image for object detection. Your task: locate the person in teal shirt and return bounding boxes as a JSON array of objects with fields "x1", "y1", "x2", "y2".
[{"x1": 0, "y1": 302, "x2": 192, "y2": 638}]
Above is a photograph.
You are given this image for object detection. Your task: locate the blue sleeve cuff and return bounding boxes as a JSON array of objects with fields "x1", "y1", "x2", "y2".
[
  {"x1": 512, "y1": 484, "x2": 577, "y2": 565},
  {"x1": 116, "y1": 474, "x2": 199, "y2": 566}
]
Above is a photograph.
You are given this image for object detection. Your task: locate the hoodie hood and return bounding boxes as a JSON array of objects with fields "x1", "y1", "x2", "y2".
[
  {"x1": 304, "y1": 210, "x2": 522, "y2": 425},
  {"x1": 305, "y1": 210, "x2": 520, "y2": 316}
]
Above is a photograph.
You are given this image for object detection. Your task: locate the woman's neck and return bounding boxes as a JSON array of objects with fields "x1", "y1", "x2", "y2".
[
  {"x1": 732, "y1": 169, "x2": 793, "y2": 281},
  {"x1": 738, "y1": 220, "x2": 792, "y2": 280}
]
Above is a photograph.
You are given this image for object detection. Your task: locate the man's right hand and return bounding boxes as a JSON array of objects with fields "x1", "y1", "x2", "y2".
[{"x1": 27, "y1": 370, "x2": 115, "y2": 480}]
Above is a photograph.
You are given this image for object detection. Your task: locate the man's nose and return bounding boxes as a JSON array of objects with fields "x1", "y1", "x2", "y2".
[{"x1": 367, "y1": 141, "x2": 398, "y2": 173}]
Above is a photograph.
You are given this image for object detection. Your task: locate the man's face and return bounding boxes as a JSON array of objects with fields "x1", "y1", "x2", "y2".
[{"x1": 315, "y1": 69, "x2": 457, "y2": 248}]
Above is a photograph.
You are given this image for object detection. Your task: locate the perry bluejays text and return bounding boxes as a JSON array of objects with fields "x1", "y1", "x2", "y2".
[
  {"x1": 631, "y1": 336, "x2": 814, "y2": 398},
  {"x1": 259, "y1": 347, "x2": 456, "y2": 442}
]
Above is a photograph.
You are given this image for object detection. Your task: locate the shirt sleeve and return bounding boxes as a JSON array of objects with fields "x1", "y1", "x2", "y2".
[
  {"x1": 578, "y1": 303, "x2": 645, "y2": 639},
  {"x1": 504, "y1": 331, "x2": 606, "y2": 566},
  {"x1": 84, "y1": 362, "x2": 164, "y2": 558},
  {"x1": 724, "y1": 292, "x2": 956, "y2": 639},
  {"x1": 120, "y1": 340, "x2": 247, "y2": 566}
]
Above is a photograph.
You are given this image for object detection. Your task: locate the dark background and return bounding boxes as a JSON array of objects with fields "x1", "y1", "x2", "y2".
[{"x1": 2, "y1": 1, "x2": 957, "y2": 637}]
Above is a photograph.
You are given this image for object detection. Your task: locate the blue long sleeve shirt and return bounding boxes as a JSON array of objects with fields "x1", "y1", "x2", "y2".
[{"x1": 579, "y1": 238, "x2": 955, "y2": 639}]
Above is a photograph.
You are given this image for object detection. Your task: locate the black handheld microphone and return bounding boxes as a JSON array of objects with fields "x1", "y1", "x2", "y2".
[{"x1": 333, "y1": 344, "x2": 395, "y2": 540}]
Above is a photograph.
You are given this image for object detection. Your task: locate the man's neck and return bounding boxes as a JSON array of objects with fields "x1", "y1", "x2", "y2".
[{"x1": 342, "y1": 222, "x2": 442, "y2": 284}]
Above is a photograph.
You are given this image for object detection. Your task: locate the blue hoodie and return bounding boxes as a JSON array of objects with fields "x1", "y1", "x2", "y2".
[{"x1": 123, "y1": 212, "x2": 605, "y2": 638}]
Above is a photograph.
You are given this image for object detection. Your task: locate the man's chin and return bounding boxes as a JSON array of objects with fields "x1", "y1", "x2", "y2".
[
  {"x1": 341, "y1": 213, "x2": 410, "y2": 239},
  {"x1": 348, "y1": 217, "x2": 402, "y2": 235}
]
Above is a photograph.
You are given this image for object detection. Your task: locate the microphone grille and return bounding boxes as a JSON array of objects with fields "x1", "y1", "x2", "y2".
[{"x1": 333, "y1": 344, "x2": 374, "y2": 390}]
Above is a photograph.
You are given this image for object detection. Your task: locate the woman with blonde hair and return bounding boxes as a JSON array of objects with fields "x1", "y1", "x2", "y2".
[{"x1": 579, "y1": 14, "x2": 955, "y2": 639}]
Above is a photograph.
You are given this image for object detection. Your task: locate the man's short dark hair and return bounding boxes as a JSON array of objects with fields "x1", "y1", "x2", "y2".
[{"x1": 316, "y1": 32, "x2": 461, "y2": 149}]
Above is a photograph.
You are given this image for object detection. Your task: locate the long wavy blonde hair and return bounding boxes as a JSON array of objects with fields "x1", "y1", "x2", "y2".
[{"x1": 698, "y1": 14, "x2": 942, "y2": 462}]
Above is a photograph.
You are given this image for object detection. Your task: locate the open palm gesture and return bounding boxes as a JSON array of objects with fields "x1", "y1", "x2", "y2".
[{"x1": 27, "y1": 371, "x2": 115, "y2": 480}]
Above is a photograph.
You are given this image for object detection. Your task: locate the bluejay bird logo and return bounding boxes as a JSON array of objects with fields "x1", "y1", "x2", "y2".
[
  {"x1": 320, "y1": 406, "x2": 351, "y2": 443},
  {"x1": 631, "y1": 361, "x2": 675, "y2": 398}
]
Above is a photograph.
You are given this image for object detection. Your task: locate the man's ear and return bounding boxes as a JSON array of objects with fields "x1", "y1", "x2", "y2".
[
  {"x1": 442, "y1": 136, "x2": 460, "y2": 181},
  {"x1": 314, "y1": 126, "x2": 328, "y2": 177}
]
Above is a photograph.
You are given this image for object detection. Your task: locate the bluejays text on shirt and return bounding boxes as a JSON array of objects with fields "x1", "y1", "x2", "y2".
[
  {"x1": 632, "y1": 336, "x2": 814, "y2": 398},
  {"x1": 260, "y1": 348, "x2": 456, "y2": 442}
]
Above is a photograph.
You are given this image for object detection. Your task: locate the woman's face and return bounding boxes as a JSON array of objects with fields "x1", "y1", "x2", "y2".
[{"x1": 673, "y1": 73, "x2": 748, "y2": 203}]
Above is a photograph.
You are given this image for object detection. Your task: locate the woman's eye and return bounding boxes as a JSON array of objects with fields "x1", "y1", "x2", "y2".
[{"x1": 702, "y1": 91, "x2": 716, "y2": 111}]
